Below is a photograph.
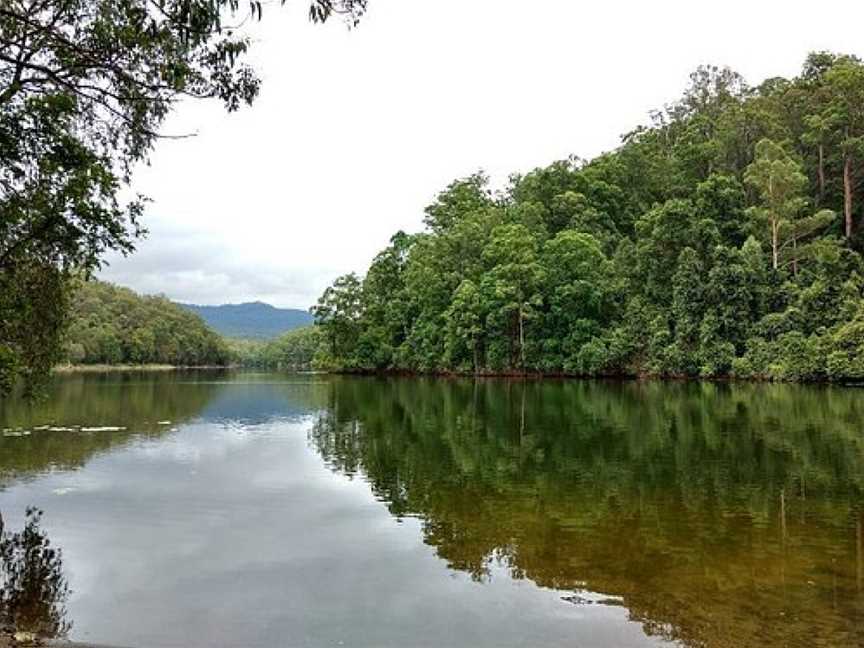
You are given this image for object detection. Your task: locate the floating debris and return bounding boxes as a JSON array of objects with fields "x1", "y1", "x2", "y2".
[
  {"x1": 2, "y1": 430, "x2": 30, "y2": 437},
  {"x1": 80, "y1": 426, "x2": 127, "y2": 432},
  {"x1": 47, "y1": 426, "x2": 77, "y2": 432},
  {"x1": 32, "y1": 424, "x2": 51, "y2": 431},
  {"x1": 157, "y1": 420, "x2": 172, "y2": 425},
  {"x1": 52, "y1": 487, "x2": 75, "y2": 496}
]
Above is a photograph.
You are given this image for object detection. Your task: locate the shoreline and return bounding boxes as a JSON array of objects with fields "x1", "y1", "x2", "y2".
[
  {"x1": 52, "y1": 364, "x2": 232, "y2": 373},
  {"x1": 324, "y1": 367, "x2": 864, "y2": 386},
  {"x1": 48, "y1": 364, "x2": 864, "y2": 385}
]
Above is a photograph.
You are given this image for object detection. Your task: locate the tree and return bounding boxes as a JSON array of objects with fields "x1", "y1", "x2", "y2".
[
  {"x1": 744, "y1": 139, "x2": 833, "y2": 271},
  {"x1": 0, "y1": 0, "x2": 367, "y2": 393},
  {"x1": 820, "y1": 58, "x2": 864, "y2": 237},
  {"x1": 694, "y1": 174, "x2": 748, "y2": 247},
  {"x1": 479, "y1": 225, "x2": 544, "y2": 370},
  {"x1": 423, "y1": 172, "x2": 494, "y2": 233},
  {"x1": 311, "y1": 273, "x2": 363, "y2": 364},
  {"x1": 0, "y1": 259, "x2": 67, "y2": 396},
  {"x1": 540, "y1": 230, "x2": 610, "y2": 370},
  {"x1": 444, "y1": 279, "x2": 484, "y2": 371},
  {"x1": 670, "y1": 247, "x2": 704, "y2": 374}
]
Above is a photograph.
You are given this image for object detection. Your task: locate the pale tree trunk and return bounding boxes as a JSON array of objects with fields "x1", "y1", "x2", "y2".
[
  {"x1": 844, "y1": 155, "x2": 854, "y2": 238},
  {"x1": 771, "y1": 216, "x2": 779, "y2": 270}
]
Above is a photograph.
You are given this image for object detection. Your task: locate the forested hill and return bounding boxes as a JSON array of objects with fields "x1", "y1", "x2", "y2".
[
  {"x1": 179, "y1": 302, "x2": 313, "y2": 339},
  {"x1": 62, "y1": 281, "x2": 230, "y2": 366},
  {"x1": 310, "y1": 53, "x2": 864, "y2": 382}
]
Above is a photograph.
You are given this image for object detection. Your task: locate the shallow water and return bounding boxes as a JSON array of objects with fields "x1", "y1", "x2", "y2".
[{"x1": 0, "y1": 372, "x2": 862, "y2": 647}]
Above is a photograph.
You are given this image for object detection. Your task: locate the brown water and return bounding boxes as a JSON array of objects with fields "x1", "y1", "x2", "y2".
[{"x1": 0, "y1": 372, "x2": 862, "y2": 647}]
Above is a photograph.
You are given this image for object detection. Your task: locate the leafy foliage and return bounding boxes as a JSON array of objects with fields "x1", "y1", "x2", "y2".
[
  {"x1": 0, "y1": 508, "x2": 70, "y2": 639},
  {"x1": 226, "y1": 325, "x2": 321, "y2": 369},
  {"x1": 313, "y1": 53, "x2": 864, "y2": 381},
  {"x1": 62, "y1": 279, "x2": 230, "y2": 366},
  {"x1": 0, "y1": 0, "x2": 365, "y2": 393}
]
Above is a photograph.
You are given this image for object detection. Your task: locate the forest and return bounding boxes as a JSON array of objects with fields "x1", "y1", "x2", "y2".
[
  {"x1": 311, "y1": 52, "x2": 864, "y2": 381},
  {"x1": 225, "y1": 327, "x2": 321, "y2": 370},
  {"x1": 61, "y1": 281, "x2": 231, "y2": 367},
  {"x1": 58, "y1": 280, "x2": 319, "y2": 370}
]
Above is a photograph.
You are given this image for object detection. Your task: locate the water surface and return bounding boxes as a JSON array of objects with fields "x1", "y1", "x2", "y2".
[{"x1": 0, "y1": 372, "x2": 862, "y2": 647}]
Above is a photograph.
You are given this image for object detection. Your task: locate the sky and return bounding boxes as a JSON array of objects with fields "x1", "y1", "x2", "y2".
[{"x1": 98, "y1": 0, "x2": 864, "y2": 309}]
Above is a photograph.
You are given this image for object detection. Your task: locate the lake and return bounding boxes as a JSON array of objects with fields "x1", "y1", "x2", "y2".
[{"x1": 0, "y1": 372, "x2": 862, "y2": 647}]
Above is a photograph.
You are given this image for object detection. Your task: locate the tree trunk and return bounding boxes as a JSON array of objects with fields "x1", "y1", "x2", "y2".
[
  {"x1": 818, "y1": 144, "x2": 826, "y2": 204},
  {"x1": 771, "y1": 217, "x2": 779, "y2": 270},
  {"x1": 844, "y1": 155, "x2": 854, "y2": 238}
]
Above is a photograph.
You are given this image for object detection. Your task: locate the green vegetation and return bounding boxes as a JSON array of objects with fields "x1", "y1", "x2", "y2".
[
  {"x1": 57, "y1": 280, "x2": 319, "y2": 371},
  {"x1": 0, "y1": 0, "x2": 367, "y2": 395},
  {"x1": 313, "y1": 54, "x2": 864, "y2": 381},
  {"x1": 226, "y1": 326, "x2": 321, "y2": 370},
  {"x1": 61, "y1": 280, "x2": 230, "y2": 367}
]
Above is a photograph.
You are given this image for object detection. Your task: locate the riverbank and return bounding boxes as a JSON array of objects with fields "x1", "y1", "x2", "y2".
[
  {"x1": 47, "y1": 363, "x2": 864, "y2": 385},
  {"x1": 52, "y1": 364, "x2": 230, "y2": 373},
  {"x1": 322, "y1": 366, "x2": 864, "y2": 385},
  {"x1": 54, "y1": 364, "x2": 175, "y2": 373}
]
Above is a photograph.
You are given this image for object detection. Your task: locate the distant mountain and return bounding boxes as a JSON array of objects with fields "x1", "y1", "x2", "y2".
[{"x1": 178, "y1": 301, "x2": 313, "y2": 339}]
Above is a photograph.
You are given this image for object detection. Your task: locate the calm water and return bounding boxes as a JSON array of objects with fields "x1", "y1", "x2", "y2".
[{"x1": 0, "y1": 372, "x2": 862, "y2": 647}]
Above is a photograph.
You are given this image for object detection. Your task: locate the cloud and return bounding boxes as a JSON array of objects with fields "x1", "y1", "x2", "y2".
[
  {"x1": 97, "y1": 0, "x2": 864, "y2": 308},
  {"x1": 98, "y1": 214, "x2": 337, "y2": 307}
]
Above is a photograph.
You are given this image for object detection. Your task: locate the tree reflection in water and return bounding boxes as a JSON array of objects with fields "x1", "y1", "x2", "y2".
[
  {"x1": 310, "y1": 377, "x2": 864, "y2": 648},
  {"x1": 0, "y1": 508, "x2": 70, "y2": 640}
]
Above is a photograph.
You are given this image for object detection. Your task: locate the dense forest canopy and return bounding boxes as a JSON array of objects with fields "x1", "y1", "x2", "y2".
[
  {"x1": 62, "y1": 280, "x2": 230, "y2": 366},
  {"x1": 312, "y1": 53, "x2": 864, "y2": 381},
  {"x1": 0, "y1": 0, "x2": 366, "y2": 395},
  {"x1": 225, "y1": 326, "x2": 320, "y2": 369}
]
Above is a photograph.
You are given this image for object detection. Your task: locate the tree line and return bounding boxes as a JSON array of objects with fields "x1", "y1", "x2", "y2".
[
  {"x1": 59, "y1": 279, "x2": 321, "y2": 370},
  {"x1": 62, "y1": 280, "x2": 230, "y2": 367},
  {"x1": 225, "y1": 326, "x2": 320, "y2": 370},
  {"x1": 311, "y1": 53, "x2": 864, "y2": 381}
]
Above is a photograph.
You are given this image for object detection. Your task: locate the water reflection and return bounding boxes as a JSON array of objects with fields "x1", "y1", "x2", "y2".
[
  {"x1": 0, "y1": 508, "x2": 70, "y2": 640},
  {"x1": 0, "y1": 371, "x2": 329, "y2": 482},
  {"x1": 311, "y1": 378, "x2": 864, "y2": 647},
  {"x1": 0, "y1": 373, "x2": 861, "y2": 647}
]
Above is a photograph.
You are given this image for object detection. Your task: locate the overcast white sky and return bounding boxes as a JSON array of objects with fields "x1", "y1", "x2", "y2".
[{"x1": 98, "y1": 0, "x2": 864, "y2": 309}]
